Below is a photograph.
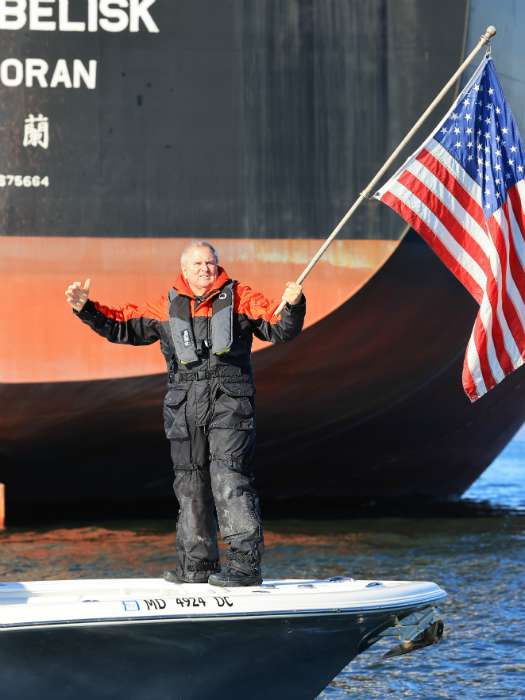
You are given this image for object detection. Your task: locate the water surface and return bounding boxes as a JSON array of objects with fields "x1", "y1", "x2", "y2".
[{"x1": 0, "y1": 437, "x2": 524, "y2": 699}]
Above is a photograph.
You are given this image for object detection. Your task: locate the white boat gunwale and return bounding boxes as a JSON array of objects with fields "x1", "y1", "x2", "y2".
[
  {"x1": 0, "y1": 577, "x2": 447, "y2": 631},
  {"x1": 0, "y1": 595, "x2": 446, "y2": 631}
]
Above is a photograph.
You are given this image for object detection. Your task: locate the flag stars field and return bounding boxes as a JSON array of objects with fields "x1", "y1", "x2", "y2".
[{"x1": 432, "y1": 61, "x2": 525, "y2": 217}]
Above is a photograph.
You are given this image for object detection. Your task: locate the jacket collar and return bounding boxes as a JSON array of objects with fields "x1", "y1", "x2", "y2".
[{"x1": 173, "y1": 267, "x2": 231, "y2": 301}]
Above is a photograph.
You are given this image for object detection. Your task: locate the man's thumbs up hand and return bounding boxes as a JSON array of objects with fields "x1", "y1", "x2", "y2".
[{"x1": 65, "y1": 278, "x2": 91, "y2": 312}]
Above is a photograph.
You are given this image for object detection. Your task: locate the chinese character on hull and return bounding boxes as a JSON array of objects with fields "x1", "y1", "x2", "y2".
[{"x1": 23, "y1": 114, "x2": 49, "y2": 149}]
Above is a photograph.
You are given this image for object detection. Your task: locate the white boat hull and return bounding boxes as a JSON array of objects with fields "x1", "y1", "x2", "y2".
[{"x1": 0, "y1": 577, "x2": 447, "y2": 699}]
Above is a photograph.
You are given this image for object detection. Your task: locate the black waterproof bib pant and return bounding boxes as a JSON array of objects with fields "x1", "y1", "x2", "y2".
[{"x1": 166, "y1": 371, "x2": 262, "y2": 581}]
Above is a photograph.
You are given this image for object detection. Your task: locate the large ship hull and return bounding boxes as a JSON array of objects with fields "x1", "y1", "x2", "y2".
[
  {"x1": 2, "y1": 231, "x2": 524, "y2": 520},
  {"x1": 1, "y1": 1, "x2": 524, "y2": 519}
]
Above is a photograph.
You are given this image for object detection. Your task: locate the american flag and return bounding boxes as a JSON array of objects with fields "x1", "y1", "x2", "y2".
[{"x1": 375, "y1": 56, "x2": 525, "y2": 402}]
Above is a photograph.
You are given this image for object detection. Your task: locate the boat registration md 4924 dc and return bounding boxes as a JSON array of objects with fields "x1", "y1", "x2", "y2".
[{"x1": 0, "y1": 576, "x2": 446, "y2": 699}]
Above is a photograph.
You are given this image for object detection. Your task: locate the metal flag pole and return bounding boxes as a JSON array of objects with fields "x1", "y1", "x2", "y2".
[{"x1": 273, "y1": 24, "x2": 496, "y2": 316}]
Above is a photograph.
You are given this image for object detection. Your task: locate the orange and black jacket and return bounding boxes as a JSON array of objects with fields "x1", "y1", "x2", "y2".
[{"x1": 75, "y1": 267, "x2": 306, "y2": 379}]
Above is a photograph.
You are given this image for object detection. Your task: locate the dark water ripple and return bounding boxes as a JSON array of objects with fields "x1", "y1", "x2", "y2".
[
  {"x1": 309, "y1": 517, "x2": 525, "y2": 699},
  {"x1": 317, "y1": 439, "x2": 525, "y2": 700}
]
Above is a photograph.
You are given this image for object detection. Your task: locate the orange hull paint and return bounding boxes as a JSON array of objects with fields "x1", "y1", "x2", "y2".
[{"x1": 1, "y1": 236, "x2": 398, "y2": 383}]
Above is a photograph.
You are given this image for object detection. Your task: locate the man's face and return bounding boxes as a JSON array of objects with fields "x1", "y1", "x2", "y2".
[{"x1": 182, "y1": 246, "x2": 219, "y2": 295}]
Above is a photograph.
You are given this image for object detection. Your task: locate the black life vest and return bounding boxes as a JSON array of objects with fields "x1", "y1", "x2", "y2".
[{"x1": 168, "y1": 281, "x2": 234, "y2": 365}]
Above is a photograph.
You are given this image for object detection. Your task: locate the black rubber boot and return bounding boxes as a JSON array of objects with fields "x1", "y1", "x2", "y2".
[
  {"x1": 163, "y1": 570, "x2": 209, "y2": 584},
  {"x1": 163, "y1": 558, "x2": 219, "y2": 584},
  {"x1": 208, "y1": 569, "x2": 262, "y2": 587},
  {"x1": 208, "y1": 549, "x2": 262, "y2": 587}
]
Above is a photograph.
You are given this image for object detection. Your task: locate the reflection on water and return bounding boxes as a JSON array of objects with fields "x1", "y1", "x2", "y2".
[{"x1": 0, "y1": 440, "x2": 524, "y2": 698}]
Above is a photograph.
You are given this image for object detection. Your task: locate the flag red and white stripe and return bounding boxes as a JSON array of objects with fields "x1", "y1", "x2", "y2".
[{"x1": 375, "y1": 58, "x2": 525, "y2": 401}]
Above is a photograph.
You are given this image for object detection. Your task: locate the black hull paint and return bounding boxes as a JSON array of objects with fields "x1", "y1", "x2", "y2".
[
  {"x1": 0, "y1": 0, "x2": 466, "y2": 239},
  {"x1": 0, "y1": 608, "x2": 422, "y2": 700}
]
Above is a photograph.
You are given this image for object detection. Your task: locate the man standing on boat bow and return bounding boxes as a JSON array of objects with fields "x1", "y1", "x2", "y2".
[{"x1": 66, "y1": 241, "x2": 305, "y2": 586}]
